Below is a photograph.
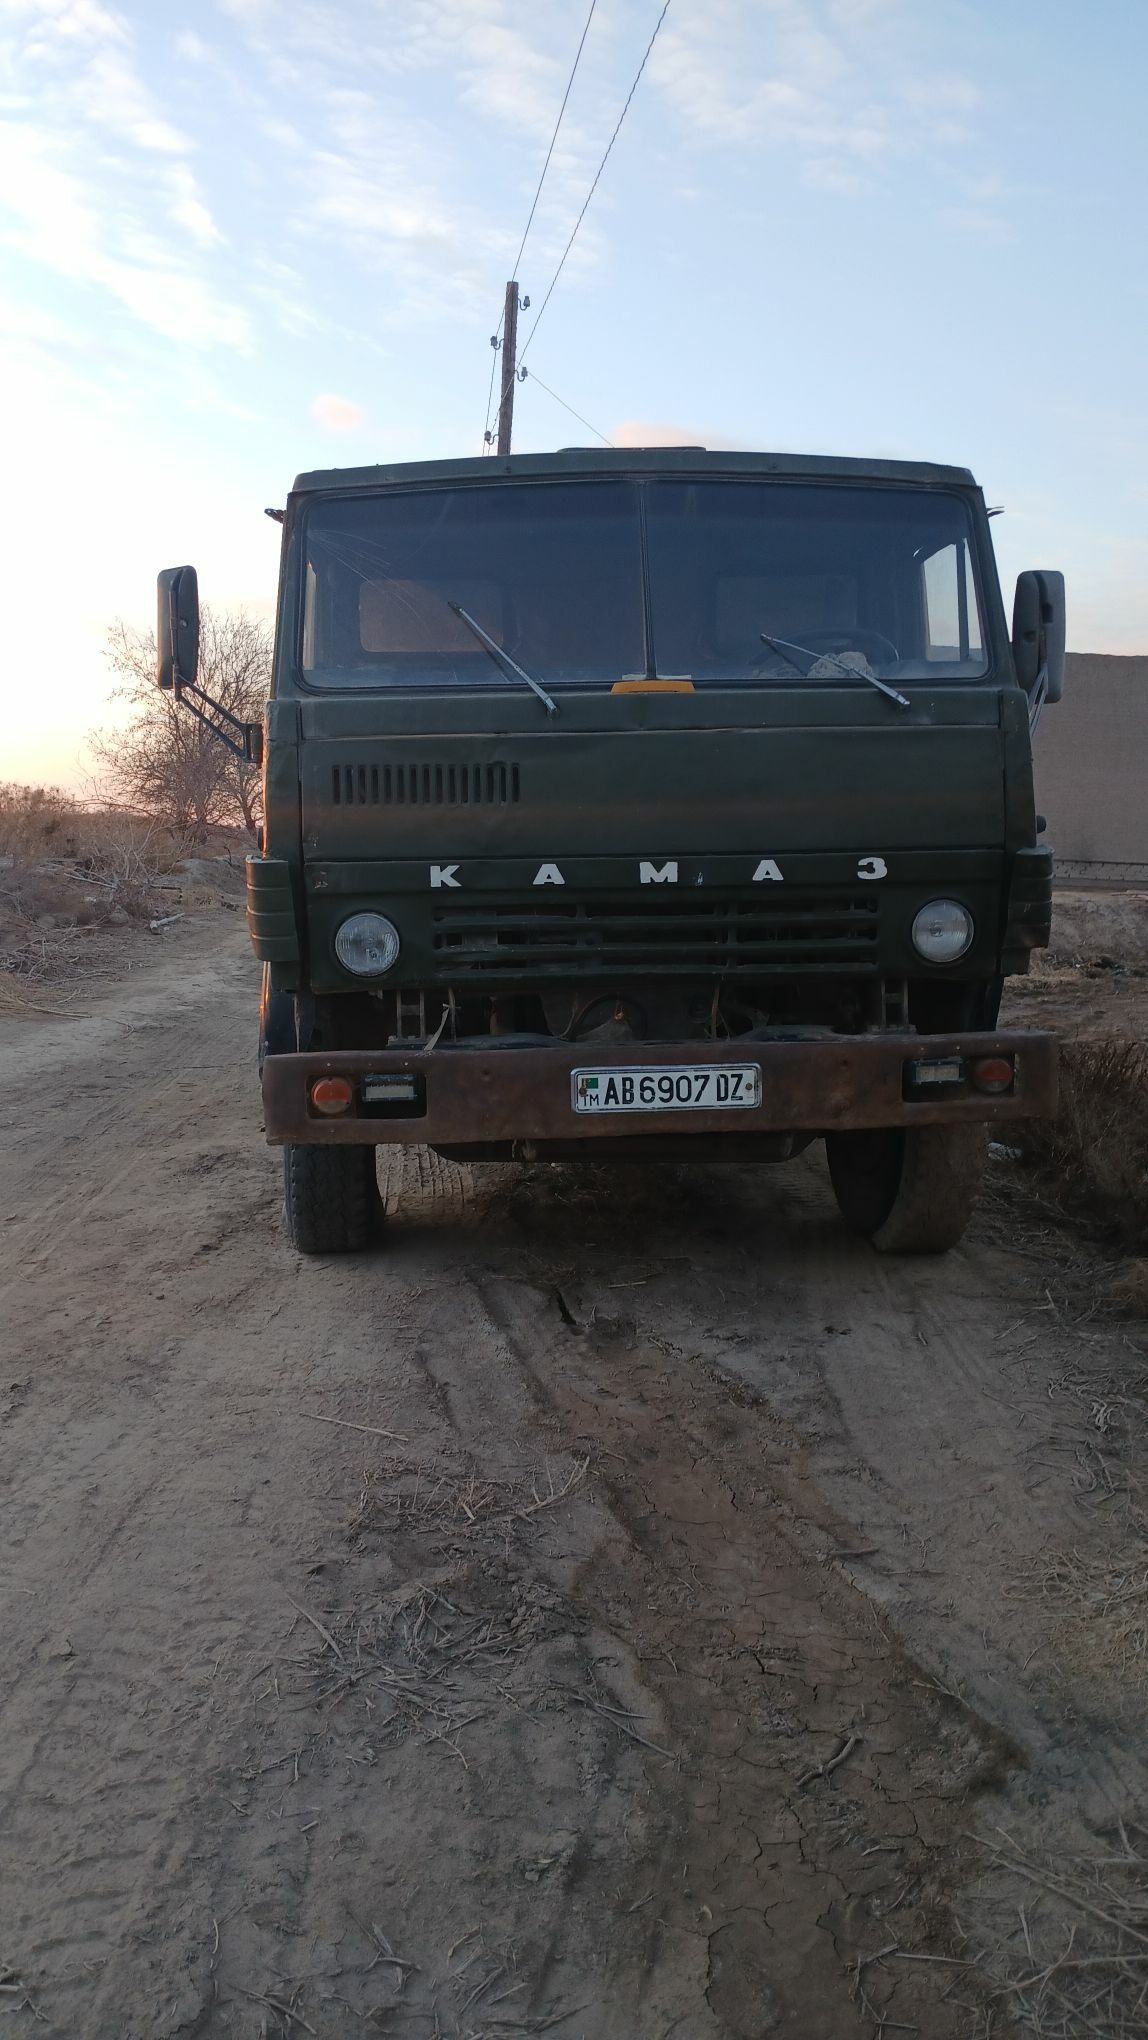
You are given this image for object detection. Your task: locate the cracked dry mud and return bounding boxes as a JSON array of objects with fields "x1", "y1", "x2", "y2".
[{"x1": 2, "y1": 919, "x2": 1146, "y2": 2038}]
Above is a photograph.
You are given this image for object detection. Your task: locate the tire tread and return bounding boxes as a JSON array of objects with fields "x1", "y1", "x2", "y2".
[
  {"x1": 873, "y1": 1124, "x2": 986, "y2": 1254},
  {"x1": 283, "y1": 1144, "x2": 381, "y2": 1255},
  {"x1": 826, "y1": 1124, "x2": 986, "y2": 1256}
]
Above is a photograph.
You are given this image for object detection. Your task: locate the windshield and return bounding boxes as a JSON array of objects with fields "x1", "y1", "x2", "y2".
[
  {"x1": 302, "y1": 481, "x2": 643, "y2": 689},
  {"x1": 300, "y1": 478, "x2": 988, "y2": 689}
]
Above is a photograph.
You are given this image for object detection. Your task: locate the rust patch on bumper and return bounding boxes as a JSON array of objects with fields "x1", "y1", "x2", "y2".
[{"x1": 260, "y1": 1031, "x2": 1058, "y2": 1146}]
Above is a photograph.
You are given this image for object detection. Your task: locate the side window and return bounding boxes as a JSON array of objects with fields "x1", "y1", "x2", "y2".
[{"x1": 921, "y1": 541, "x2": 983, "y2": 663}]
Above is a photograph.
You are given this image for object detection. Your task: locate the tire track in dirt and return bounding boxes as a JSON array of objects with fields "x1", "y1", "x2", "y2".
[
  {"x1": 3, "y1": 920, "x2": 1147, "y2": 2036},
  {"x1": 0, "y1": 930, "x2": 281, "y2": 2031},
  {"x1": 468, "y1": 1268, "x2": 1013, "y2": 2038},
  {"x1": 0, "y1": 934, "x2": 252, "y2": 1286}
]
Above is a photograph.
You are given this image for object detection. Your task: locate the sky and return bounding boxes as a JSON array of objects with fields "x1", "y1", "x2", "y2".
[{"x1": 1, "y1": 0, "x2": 1145, "y2": 787}]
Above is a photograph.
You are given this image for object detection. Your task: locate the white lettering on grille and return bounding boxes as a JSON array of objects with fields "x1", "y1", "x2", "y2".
[
  {"x1": 857, "y1": 856, "x2": 888, "y2": 880},
  {"x1": 532, "y1": 864, "x2": 565, "y2": 886},
  {"x1": 639, "y1": 860, "x2": 678, "y2": 885},
  {"x1": 752, "y1": 859, "x2": 784, "y2": 883},
  {"x1": 430, "y1": 864, "x2": 461, "y2": 888}
]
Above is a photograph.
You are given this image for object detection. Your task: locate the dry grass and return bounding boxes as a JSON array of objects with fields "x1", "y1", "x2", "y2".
[
  {"x1": 0, "y1": 976, "x2": 79, "y2": 1017},
  {"x1": 1110, "y1": 1262, "x2": 1148, "y2": 1320},
  {"x1": 0, "y1": 782, "x2": 81, "y2": 861},
  {"x1": 0, "y1": 783, "x2": 172, "y2": 960},
  {"x1": 281, "y1": 1570, "x2": 557, "y2": 1776},
  {"x1": 355, "y1": 1453, "x2": 590, "y2": 1535},
  {"x1": 1014, "y1": 1543, "x2": 1148, "y2": 1688},
  {"x1": 1017, "y1": 1039, "x2": 1148, "y2": 1252},
  {"x1": 972, "y1": 1826, "x2": 1148, "y2": 2038},
  {"x1": 283, "y1": 1453, "x2": 595, "y2": 1764},
  {"x1": 0, "y1": 783, "x2": 244, "y2": 995}
]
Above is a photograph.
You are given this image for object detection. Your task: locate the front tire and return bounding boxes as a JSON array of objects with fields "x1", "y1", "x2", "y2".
[
  {"x1": 825, "y1": 1124, "x2": 986, "y2": 1255},
  {"x1": 283, "y1": 1144, "x2": 382, "y2": 1255}
]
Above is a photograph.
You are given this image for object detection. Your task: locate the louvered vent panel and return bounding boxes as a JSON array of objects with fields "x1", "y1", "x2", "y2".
[
  {"x1": 430, "y1": 895, "x2": 880, "y2": 979},
  {"x1": 332, "y1": 761, "x2": 521, "y2": 806}
]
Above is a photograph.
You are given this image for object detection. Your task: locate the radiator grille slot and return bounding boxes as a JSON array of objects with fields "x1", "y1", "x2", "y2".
[
  {"x1": 431, "y1": 894, "x2": 880, "y2": 979},
  {"x1": 332, "y1": 761, "x2": 520, "y2": 807}
]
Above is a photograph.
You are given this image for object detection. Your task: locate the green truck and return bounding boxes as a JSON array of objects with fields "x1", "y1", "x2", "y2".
[{"x1": 157, "y1": 447, "x2": 1064, "y2": 1256}]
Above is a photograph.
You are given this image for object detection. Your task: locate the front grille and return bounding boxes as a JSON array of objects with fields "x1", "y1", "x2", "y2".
[
  {"x1": 332, "y1": 760, "x2": 520, "y2": 807},
  {"x1": 431, "y1": 893, "x2": 880, "y2": 978}
]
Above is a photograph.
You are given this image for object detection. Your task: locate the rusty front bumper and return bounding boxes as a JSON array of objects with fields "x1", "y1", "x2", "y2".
[{"x1": 260, "y1": 1031, "x2": 1057, "y2": 1146}]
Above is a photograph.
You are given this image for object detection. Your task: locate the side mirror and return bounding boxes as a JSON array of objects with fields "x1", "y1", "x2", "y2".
[
  {"x1": 157, "y1": 565, "x2": 200, "y2": 696},
  {"x1": 1012, "y1": 569, "x2": 1066, "y2": 704}
]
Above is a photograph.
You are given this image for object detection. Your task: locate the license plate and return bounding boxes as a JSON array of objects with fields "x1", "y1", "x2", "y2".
[{"x1": 571, "y1": 1064, "x2": 761, "y2": 1115}]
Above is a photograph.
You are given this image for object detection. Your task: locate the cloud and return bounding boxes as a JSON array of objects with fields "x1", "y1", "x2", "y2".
[
  {"x1": 942, "y1": 205, "x2": 1014, "y2": 243},
  {"x1": 71, "y1": 48, "x2": 188, "y2": 153},
  {"x1": 829, "y1": 0, "x2": 899, "y2": 21},
  {"x1": 167, "y1": 162, "x2": 224, "y2": 248},
  {"x1": 612, "y1": 420, "x2": 743, "y2": 450},
  {"x1": 308, "y1": 153, "x2": 456, "y2": 250},
  {"x1": 312, "y1": 392, "x2": 365, "y2": 432},
  {"x1": 0, "y1": 0, "x2": 240, "y2": 347},
  {"x1": 291, "y1": 122, "x2": 505, "y2": 316},
  {"x1": 801, "y1": 156, "x2": 864, "y2": 194},
  {"x1": 214, "y1": 0, "x2": 618, "y2": 317},
  {"x1": 648, "y1": 0, "x2": 980, "y2": 188},
  {"x1": 6, "y1": 0, "x2": 129, "y2": 52},
  {"x1": 0, "y1": 122, "x2": 248, "y2": 348},
  {"x1": 202, "y1": 0, "x2": 987, "y2": 341}
]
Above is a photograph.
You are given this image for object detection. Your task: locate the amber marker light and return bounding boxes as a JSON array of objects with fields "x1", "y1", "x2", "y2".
[
  {"x1": 970, "y1": 1056, "x2": 1015, "y2": 1095},
  {"x1": 310, "y1": 1076, "x2": 354, "y2": 1115},
  {"x1": 612, "y1": 677, "x2": 695, "y2": 693}
]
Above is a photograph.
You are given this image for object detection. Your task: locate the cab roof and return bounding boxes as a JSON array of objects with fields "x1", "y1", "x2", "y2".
[{"x1": 291, "y1": 446, "x2": 977, "y2": 495}]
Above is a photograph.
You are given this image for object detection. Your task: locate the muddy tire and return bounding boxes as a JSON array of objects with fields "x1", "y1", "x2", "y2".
[
  {"x1": 825, "y1": 1124, "x2": 986, "y2": 1254},
  {"x1": 282, "y1": 1144, "x2": 382, "y2": 1255}
]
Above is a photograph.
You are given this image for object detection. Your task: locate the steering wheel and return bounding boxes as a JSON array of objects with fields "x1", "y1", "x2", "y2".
[{"x1": 796, "y1": 626, "x2": 902, "y2": 667}]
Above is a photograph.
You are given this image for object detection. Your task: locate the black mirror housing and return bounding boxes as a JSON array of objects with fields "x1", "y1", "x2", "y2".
[
  {"x1": 1012, "y1": 569, "x2": 1066, "y2": 704},
  {"x1": 157, "y1": 565, "x2": 200, "y2": 695},
  {"x1": 153, "y1": 565, "x2": 261, "y2": 765}
]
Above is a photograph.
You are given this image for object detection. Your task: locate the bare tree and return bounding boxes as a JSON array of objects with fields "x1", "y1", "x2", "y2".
[{"x1": 92, "y1": 608, "x2": 270, "y2": 840}]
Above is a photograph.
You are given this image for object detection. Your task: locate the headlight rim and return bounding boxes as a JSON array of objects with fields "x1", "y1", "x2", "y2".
[
  {"x1": 910, "y1": 897, "x2": 975, "y2": 966},
  {"x1": 334, "y1": 910, "x2": 402, "y2": 978}
]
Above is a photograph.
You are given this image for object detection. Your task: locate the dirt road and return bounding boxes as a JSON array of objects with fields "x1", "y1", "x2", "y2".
[{"x1": 2, "y1": 920, "x2": 1146, "y2": 2039}]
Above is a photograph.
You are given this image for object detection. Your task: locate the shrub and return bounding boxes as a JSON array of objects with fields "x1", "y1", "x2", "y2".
[{"x1": 1019, "y1": 1038, "x2": 1148, "y2": 1248}]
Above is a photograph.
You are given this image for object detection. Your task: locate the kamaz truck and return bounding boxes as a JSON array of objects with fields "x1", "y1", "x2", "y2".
[{"x1": 157, "y1": 448, "x2": 1064, "y2": 1256}]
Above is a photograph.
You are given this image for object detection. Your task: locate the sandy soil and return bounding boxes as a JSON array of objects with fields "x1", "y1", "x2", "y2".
[
  {"x1": 1, "y1": 911, "x2": 1147, "y2": 2039},
  {"x1": 1003, "y1": 888, "x2": 1148, "y2": 1042}
]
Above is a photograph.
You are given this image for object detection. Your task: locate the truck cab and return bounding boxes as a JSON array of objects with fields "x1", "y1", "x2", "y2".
[{"x1": 158, "y1": 447, "x2": 1064, "y2": 1254}]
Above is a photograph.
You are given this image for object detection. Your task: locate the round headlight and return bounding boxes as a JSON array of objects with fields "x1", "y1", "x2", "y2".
[
  {"x1": 911, "y1": 899, "x2": 974, "y2": 964},
  {"x1": 334, "y1": 912, "x2": 401, "y2": 977}
]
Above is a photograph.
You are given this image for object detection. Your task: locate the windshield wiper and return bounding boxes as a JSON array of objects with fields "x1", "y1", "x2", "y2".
[
  {"x1": 760, "y1": 634, "x2": 910, "y2": 709},
  {"x1": 449, "y1": 604, "x2": 559, "y2": 717}
]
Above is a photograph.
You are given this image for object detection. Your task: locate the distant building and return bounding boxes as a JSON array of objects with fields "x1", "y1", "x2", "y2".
[{"x1": 1032, "y1": 653, "x2": 1148, "y2": 884}]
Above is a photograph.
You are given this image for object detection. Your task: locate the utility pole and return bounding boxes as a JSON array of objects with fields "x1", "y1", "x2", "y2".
[{"x1": 496, "y1": 279, "x2": 519, "y2": 455}]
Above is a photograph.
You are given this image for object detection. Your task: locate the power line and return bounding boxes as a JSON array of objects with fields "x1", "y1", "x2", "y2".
[
  {"x1": 519, "y1": 0, "x2": 672, "y2": 365},
  {"x1": 480, "y1": 0, "x2": 597, "y2": 454},
  {"x1": 511, "y1": 0, "x2": 597, "y2": 282},
  {"x1": 520, "y1": 365, "x2": 614, "y2": 446}
]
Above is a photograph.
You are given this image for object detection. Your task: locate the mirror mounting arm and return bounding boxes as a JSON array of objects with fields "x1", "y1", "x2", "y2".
[
  {"x1": 177, "y1": 681, "x2": 263, "y2": 766},
  {"x1": 157, "y1": 565, "x2": 262, "y2": 764}
]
